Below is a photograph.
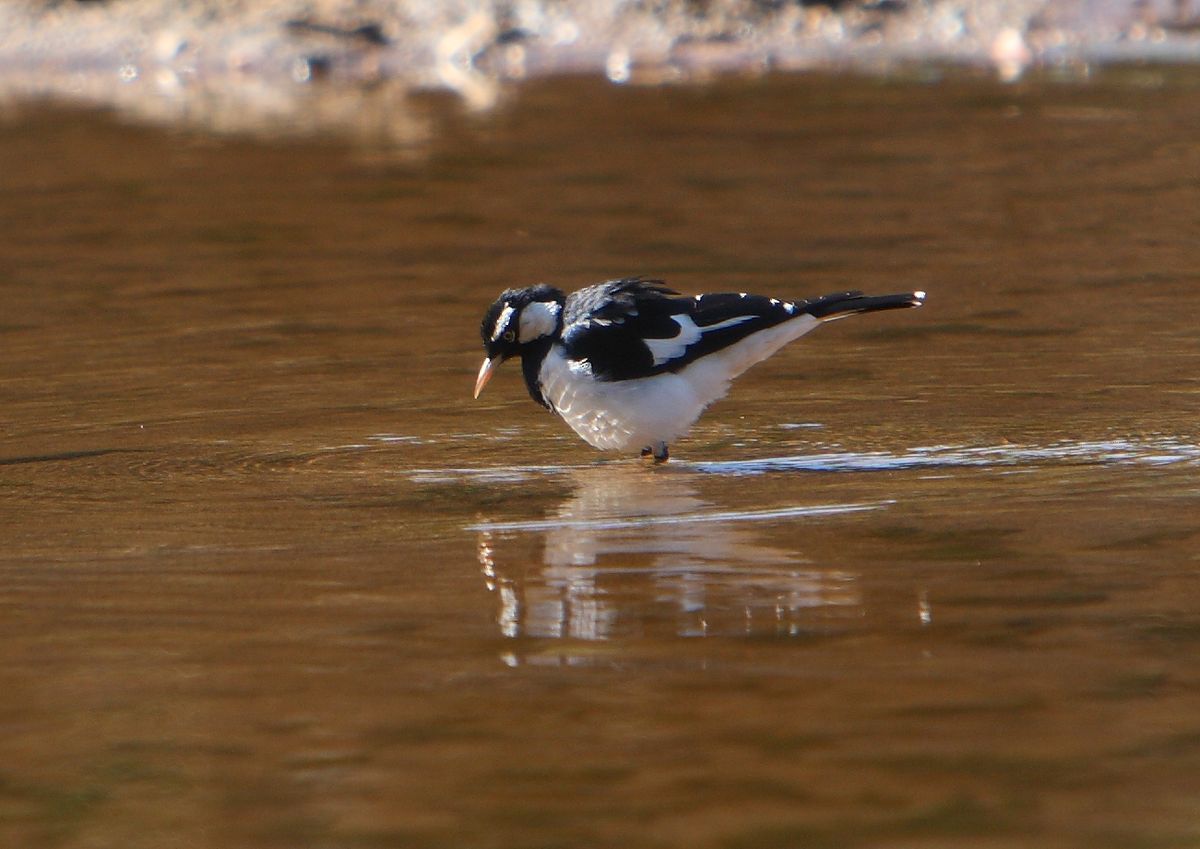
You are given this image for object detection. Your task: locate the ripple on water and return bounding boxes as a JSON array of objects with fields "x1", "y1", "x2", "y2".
[
  {"x1": 684, "y1": 436, "x2": 1200, "y2": 476},
  {"x1": 402, "y1": 435, "x2": 1200, "y2": 484},
  {"x1": 469, "y1": 500, "x2": 890, "y2": 533}
]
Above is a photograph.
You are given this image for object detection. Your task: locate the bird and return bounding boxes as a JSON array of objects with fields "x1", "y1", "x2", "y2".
[{"x1": 473, "y1": 277, "x2": 925, "y2": 462}]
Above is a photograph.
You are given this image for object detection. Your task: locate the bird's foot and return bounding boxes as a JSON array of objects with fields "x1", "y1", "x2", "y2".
[{"x1": 640, "y1": 443, "x2": 669, "y2": 463}]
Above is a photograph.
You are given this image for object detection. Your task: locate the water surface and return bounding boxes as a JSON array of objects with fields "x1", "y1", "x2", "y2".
[{"x1": 2, "y1": 71, "x2": 1200, "y2": 848}]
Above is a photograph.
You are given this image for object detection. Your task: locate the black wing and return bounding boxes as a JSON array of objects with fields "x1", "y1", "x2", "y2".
[{"x1": 559, "y1": 278, "x2": 801, "y2": 381}]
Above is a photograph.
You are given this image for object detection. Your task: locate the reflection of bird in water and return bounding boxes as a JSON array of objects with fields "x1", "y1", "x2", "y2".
[{"x1": 475, "y1": 465, "x2": 868, "y2": 642}]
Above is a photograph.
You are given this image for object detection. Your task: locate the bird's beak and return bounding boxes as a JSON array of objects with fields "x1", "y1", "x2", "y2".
[{"x1": 473, "y1": 356, "x2": 502, "y2": 398}]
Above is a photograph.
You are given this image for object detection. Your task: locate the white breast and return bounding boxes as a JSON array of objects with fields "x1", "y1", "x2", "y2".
[{"x1": 538, "y1": 313, "x2": 822, "y2": 452}]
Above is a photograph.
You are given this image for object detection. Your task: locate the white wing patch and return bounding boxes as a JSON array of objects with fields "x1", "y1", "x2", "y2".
[{"x1": 644, "y1": 314, "x2": 754, "y2": 367}]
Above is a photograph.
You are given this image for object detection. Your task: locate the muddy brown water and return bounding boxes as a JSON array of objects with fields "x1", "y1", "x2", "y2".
[{"x1": 3, "y1": 70, "x2": 1200, "y2": 848}]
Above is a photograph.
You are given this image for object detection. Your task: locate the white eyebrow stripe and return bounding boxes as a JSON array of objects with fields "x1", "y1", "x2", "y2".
[
  {"x1": 491, "y1": 303, "x2": 515, "y2": 341},
  {"x1": 644, "y1": 314, "x2": 754, "y2": 366}
]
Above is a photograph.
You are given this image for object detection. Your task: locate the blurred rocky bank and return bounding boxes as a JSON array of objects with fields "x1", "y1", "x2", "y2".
[{"x1": 2, "y1": 0, "x2": 1199, "y2": 139}]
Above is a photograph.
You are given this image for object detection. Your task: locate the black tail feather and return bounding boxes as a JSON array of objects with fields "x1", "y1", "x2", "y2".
[{"x1": 805, "y1": 290, "x2": 926, "y2": 320}]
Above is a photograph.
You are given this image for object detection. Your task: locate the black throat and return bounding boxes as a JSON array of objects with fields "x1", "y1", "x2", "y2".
[{"x1": 519, "y1": 335, "x2": 556, "y2": 410}]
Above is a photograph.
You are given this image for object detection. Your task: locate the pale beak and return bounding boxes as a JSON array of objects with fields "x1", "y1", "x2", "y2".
[{"x1": 473, "y1": 357, "x2": 502, "y2": 398}]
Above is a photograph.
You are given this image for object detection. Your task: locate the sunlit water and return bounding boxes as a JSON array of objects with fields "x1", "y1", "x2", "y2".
[{"x1": 3, "y1": 70, "x2": 1200, "y2": 848}]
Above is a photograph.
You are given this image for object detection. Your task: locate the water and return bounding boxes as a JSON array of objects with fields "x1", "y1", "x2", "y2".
[{"x1": 3, "y1": 70, "x2": 1200, "y2": 848}]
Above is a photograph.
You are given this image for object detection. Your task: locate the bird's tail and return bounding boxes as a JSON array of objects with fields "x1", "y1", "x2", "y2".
[{"x1": 805, "y1": 290, "x2": 926, "y2": 322}]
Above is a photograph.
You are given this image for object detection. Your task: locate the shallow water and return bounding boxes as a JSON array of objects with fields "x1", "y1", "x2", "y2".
[{"x1": 3, "y1": 70, "x2": 1200, "y2": 848}]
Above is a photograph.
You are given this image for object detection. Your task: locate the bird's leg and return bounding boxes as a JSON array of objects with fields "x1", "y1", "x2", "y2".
[{"x1": 639, "y1": 442, "x2": 669, "y2": 462}]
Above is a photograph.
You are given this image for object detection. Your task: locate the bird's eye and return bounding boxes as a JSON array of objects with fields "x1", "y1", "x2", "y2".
[{"x1": 502, "y1": 330, "x2": 516, "y2": 343}]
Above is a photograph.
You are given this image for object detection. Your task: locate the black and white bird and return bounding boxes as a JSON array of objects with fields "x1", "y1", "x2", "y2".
[{"x1": 474, "y1": 277, "x2": 925, "y2": 461}]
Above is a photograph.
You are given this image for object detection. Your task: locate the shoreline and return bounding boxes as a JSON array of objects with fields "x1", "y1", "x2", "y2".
[{"x1": 3, "y1": 0, "x2": 1199, "y2": 137}]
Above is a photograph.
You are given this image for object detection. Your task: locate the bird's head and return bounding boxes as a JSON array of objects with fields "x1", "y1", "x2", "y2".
[{"x1": 474, "y1": 284, "x2": 566, "y2": 398}]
